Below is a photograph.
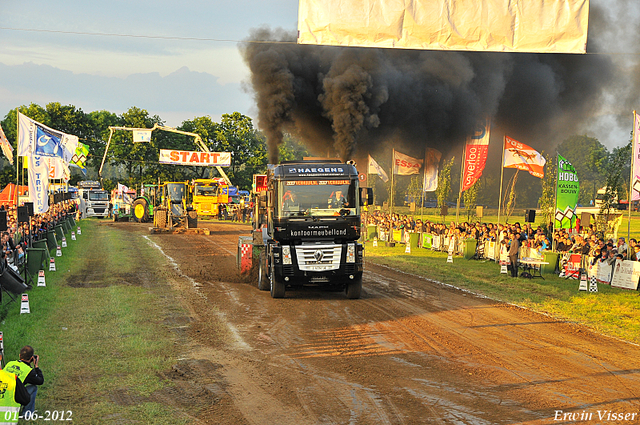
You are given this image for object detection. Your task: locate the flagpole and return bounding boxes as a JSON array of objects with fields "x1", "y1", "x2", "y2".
[
  {"x1": 628, "y1": 110, "x2": 636, "y2": 249},
  {"x1": 15, "y1": 108, "x2": 20, "y2": 208},
  {"x1": 553, "y1": 152, "x2": 559, "y2": 251},
  {"x1": 390, "y1": 149, "x2": 395, "y2": 219},
  {"x1": 497, "y1": 136, "x2": 506, "y2": 226},
  {"x1": 456, "y1": 143, "x2": 466, "y2": 224}
]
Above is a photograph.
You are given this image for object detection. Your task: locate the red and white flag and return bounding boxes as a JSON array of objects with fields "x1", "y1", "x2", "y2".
[
  {"x1": 393, "y1": 150, "x2": 423, "y2": 175},
  {"x1": 0, "y1": 123, "x2": 13, "y2": 165},
  {"x1": 461, "y1": 118, "x2": 491, "y2": 192},
  {"x1": 503, "y1": 136, "x2": 545, "y2": 178}
]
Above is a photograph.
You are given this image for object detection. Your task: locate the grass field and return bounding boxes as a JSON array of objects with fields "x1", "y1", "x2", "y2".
[
  {"x1": 365, "y1": 242, "x2": 640, "y2": 344},
  {"x1": 0, "y1": 221, "x2": 190, "y2": 424}
]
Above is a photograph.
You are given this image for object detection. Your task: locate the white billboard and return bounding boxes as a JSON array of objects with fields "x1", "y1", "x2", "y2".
[{"x1": 298, "y1": 0, "x2": 589, "y2": 53}]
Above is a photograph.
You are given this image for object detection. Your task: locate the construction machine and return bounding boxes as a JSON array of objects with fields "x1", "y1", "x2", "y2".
[{"x1": 153, "y1": 182, "x2": 198, "y2": 229}]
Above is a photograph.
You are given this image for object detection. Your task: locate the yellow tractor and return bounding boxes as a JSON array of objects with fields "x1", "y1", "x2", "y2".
[{"x1": 153, "y1": 182, "x2": 198, "y2": 229}]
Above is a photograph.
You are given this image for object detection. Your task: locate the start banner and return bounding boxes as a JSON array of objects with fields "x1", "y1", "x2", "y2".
[{"x1": 159, "y1": 150, "x2": 231, "y2": 167}]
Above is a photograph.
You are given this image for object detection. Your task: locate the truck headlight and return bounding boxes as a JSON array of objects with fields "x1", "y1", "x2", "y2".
[
  {"x1": 282, "y1": 246, "x2": 292, "y2": 265},
  {"x1": 347, "y1": 244, "x2": 355, "y2": 263}
]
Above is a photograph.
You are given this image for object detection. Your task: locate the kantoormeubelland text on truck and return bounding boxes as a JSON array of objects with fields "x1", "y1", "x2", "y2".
[{"x1": 247, "y1": 159, "x2": 373, "y2": 299}]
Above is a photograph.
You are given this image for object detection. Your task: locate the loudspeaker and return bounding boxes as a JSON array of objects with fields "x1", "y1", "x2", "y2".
[
  {"x1": 17, "y1": 206, "x2": 29, "y2": 224},
  {"x1": 525, "y1": 209, "x2": 536, "y2": 223},
  {"x1": 0, "y1": 211, "x2": 6, "y2": 231},
  {"x1": 24, "y1": 202, "x2": 34, "y2": 217}
]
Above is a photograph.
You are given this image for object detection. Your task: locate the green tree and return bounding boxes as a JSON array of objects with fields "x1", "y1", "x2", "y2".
[
  {"x1": 538, "y1": 153, "x2": 556, "y2": 235},
  {"x1": 436, "y1": 157, "x2": 454, "y2": 220},
  {"x1": 405, "y1": 175, "x2": 423, "y2": 209},
  {"x1": 557, "y1": 135, "x2": 609, "y2": 204},
  {"x1": 463, "y1": 179, "x2": 480, "y2": 222}
]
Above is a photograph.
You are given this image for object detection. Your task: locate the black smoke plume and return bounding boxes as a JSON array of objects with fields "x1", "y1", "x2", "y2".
[{"x1": 241, "y1": 15, "x2": 616, "y2": 163}]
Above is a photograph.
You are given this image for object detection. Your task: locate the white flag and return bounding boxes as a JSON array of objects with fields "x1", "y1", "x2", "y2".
[
  {"x1": 0, "y1": 123, "x2": 13, "y2": 165},
  {"x1": 28, "y1": 155, "x2": 49, "y2": 214},
  {"x1": 367, "y1": 155, "x2": 389, "y2": 182},
  {"x1": 133, "y1": 130, "x2": 152, "y2": 143},
  {"x1": 45, "y1": 157, "x2": 70, "y2": 181},
  {"x1": 423, "y1": 148, "x2": 442, "y2": 191},
  {"x1": 18, "y1": 112, "x2": 79, "y2": 162},
  {"x1": 393, "y1": 150, "x2": 423, "y2": 175}
]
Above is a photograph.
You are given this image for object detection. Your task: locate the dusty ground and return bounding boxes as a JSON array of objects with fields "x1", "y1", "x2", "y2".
[{"x1": 109, "y1": 220, "x2": 640, "y2": 424}]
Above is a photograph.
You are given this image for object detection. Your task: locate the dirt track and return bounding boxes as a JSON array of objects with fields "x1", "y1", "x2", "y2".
[{"x1": 113, "y1": 220, "x2": 640, "y2": 424}]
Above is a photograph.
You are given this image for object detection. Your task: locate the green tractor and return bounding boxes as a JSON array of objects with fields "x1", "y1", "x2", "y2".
[
  {"x1": 131, "y1": 184, "x2": 158, "y2": 223},
  {"x1": 153, "y1": 182, "x2": 198, "y2": 229}
]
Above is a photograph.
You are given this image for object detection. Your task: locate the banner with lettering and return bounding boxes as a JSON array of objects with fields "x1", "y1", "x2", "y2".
[
  {"x1": 159, "y1": 150, "x2": 231, "y2": 167},
  {"x1": 28, "y1": 154, "x2": 49, "y2": 214},
  {"x1": 393, "y1": 150, "x2": 422, "y2": 175},
  {"x1": 555, "y1": 154, "x2": 579, "y2": 229},
  {"x1": 632, "y1": 111, "x2": 640, "y2": 201},
  {"x1": 610, "y1": 259, "x2": 640, "y2": 290},
  {"x1": 461, "y1": 118, "x2": 491, "y2": 192}
]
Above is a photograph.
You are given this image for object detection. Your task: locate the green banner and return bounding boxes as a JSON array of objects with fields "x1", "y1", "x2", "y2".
[
  {"x1": 422, "y1": 233, "x2": 432, "y2": 249},
  {"x1": 555, "y1": 154, "x2": 579, "y2": 229}
]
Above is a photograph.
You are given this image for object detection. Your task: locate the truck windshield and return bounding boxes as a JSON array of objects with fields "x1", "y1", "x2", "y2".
[
  {"x1": 278, "y1": 180, "x2": 358, "y2": 217},
  {"x1": 89, "y1": 191, "x2": 109, "y2": 201},
  {"x1": 194, "y1": 184, "x2": 217, "y2": 197},
  {"x1": 167, "y1": 184, "x2": 186, "y2": 202}
]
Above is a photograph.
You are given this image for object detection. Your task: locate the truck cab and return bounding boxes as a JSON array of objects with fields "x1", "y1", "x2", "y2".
[
  {"x1": 255, "y1": 160, "x2": 371, "y2": 299},
  {"x1": 77, "y1": 181, "x2": 110, "y2": 218}
]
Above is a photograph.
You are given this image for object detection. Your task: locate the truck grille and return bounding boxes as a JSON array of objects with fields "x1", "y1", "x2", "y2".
[{"x1": 295, "y1": 244, "x2": 342, "y2": 271}]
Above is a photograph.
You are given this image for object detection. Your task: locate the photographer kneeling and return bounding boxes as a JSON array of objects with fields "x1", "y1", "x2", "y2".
[{"x1": 4, "y1": 346, "x2": 44, "y2": 417}]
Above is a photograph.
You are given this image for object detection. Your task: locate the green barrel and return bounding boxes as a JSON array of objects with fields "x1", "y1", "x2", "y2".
[
  {"x1": 46, "y1": 231, "x2": 58, "y2": 252},
  {"x1": 542, "y1": 251, "x2": 559, "y2": 275},
  {"x1": 26, "y1": 248, "x2": 46, "y2": 278},
  {"x1": 367, "y1": 225, "x2": 377, "y2": 240},
  {"x1": 54, "y1": 225, "x2": 64, "y2": 244},
  {"x1": 32, "y1": 239, "x2": 50, "y2": 259},
  {"x1": 62, "y1": 219, "x2": 70, "y2": 233},
  {"x1": 410, "y1": 233, "x2": 420, "y2": 249},
  {"x1": 463, "y1": 238, "x2": 477, "y2": 260}
]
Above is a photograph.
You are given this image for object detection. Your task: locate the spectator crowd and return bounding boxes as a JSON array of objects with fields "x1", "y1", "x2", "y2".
[
  {"x1": 1, "y1": 200, "x2": 77, "y2": 268},
  {"x1": 364, "y1": 210, "x2": 640, "y2": 274}
]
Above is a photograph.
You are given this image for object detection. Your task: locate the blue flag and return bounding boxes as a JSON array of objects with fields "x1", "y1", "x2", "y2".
[{"x1": 18, "y1": 112, "x2": 79, "y2": 162}]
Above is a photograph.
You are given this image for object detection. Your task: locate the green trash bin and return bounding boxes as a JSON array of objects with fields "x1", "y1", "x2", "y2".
[
  {"x1": 367, "y1": 225, "x2": 377, "y2": 241},
  {"x1": 46, "y1": 231, "x2": 58, "y2": 252},
  {"x1": 26, "y1": 248, "x2": 46, "y2": 279},
  {"x1": 32, "y1": 240, "x2": 50, "y2": 259},
  {"x1": 409, "y1": 233, "x2": 420, "y2": 249},
  {"x1": 61, "y1": 219, "x2": 70, "y2": 234},
  {"x1": 542, "y1": 251, "x2": 559, "y2": 275},
  {"x1": 54, "y1": 225, "x2": 64, "y2": 244},
  {"x1": 463, "y1": 238, "x2": 477, "y2": 260}
]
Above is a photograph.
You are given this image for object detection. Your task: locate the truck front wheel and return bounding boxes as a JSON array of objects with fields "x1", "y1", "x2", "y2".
[
  {"x1": 270, "y1": 266, "x2": 285, "y2": 298},
  {"x1": 346, "y1": 277, "x2": 362, "y2": 299}
]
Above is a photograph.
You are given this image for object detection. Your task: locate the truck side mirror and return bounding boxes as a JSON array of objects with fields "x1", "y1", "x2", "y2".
[{"x1": 360, "y1": 188, "x2": 373, "y2": 206}]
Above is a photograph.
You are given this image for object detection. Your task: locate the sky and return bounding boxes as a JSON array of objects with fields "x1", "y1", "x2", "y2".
[
  {"x1": 0, "y1": 0, "x2": 638, "y2": 152},
  {"x1": 0, "y1": 0, "x2": 300, "y2": 126}
]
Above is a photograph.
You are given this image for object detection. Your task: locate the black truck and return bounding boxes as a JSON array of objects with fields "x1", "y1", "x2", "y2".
[{"x1": 253, "y1": 160, "x2": 372, "y2": 299}]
